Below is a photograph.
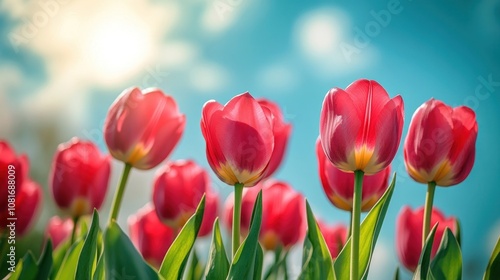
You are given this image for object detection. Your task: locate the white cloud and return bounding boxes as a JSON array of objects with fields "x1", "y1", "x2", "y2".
[
  {"x1": 294, "y1": 7, "x2": 378, "y2": 77},
  {"x1": 368, "y1": 239, "x2": 397, "y2": 280},
  {"x1": 189, "y1": 62, "x2": 230, "y2": 93},
  {"x1": 257, "y1": 62, "x2": 299, "y2": 93}
]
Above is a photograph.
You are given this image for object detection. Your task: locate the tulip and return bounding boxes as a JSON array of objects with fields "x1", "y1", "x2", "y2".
[
  {"x1": 396, "y1": 206, "x2": 458, "y2": 272},
  {"x1": 0, "y1": 141, "x2": 28, "y2": 212},
  {"x1": 1, "y1": 180, "x2": 42, "y2": 237},
  {"x1": 50, "y1": 138, "x2": 111, "y2": 218},
  {"x1": 45, "y1": 216, "x2": 73, "y2": 249},
  {"x1": 316, "y1": 139, "x2": 390, "y2": 212},
  {"x1": 318, "y1": 221, "x2": 348, "y2": 259},
  {"x1": 152, "y1": 160, "x2": 218, "y2": 237},
  {"x1": 129, "y1": 204, "x2": 176, "y2": 268},
  {"x1": 104, "y1": 87, "x2": 186, "y2": 170},
  {"x1": 319, "y1": 79, "x2": 403, "y2": 280},
  {"x1": 224, "y1": 179, "x2": 306, "y2": 251},
  {"x1": 256, "y1": 99, "x2": 292, "y2": 179}
]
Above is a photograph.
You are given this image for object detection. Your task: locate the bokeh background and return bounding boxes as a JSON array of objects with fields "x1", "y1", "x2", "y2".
[{"x1": 1, "y1": 0, "x2": 499, "y2": 279}]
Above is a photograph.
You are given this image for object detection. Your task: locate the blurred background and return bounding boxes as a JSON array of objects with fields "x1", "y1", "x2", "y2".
[{"x1": 1, "y1": 0, "x2": 499, "y2": 278}]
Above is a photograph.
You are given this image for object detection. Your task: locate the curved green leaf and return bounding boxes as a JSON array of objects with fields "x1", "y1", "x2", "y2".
[
  {"x1": 76, "y1": 210, "x2": 100, "y2": 279},
  {"x1": 430, "y1": 228, "x2": 462, "y2": 280},
  {"x1": 93, "y1": 253, "x2": 104, "y2": 280},
  {"x1": 55, "y1": 240, "x2": 84, "y2": 280},
  {"x1": 9, "y1": 252, "x2": 38, "y2": 280},
  {"x1": 484, "y1": 234, "x2": 500, "y2": 280},
  {"x1": 204, "y1": 218, "x2": 229, "y2": 280},
  {"x1": 37, "y1": 239, "x2": 53, "y2": 279},
  {"x1": 334, "y1": 173, "x2": 396, "y2": 280},
  {"x1": 253, "y1": 244, "x2": 264, "y2": 280},
  {"x1": 104, "y1": 221, "x2": 158, "y2": 280},
  {"x1": 159, "y1": 195, "x2": 206, "y2": 280},
  {"x1": 298, "y1": 200, "x2": 334, "y2": 280},
  {"x1": 393, "y1": 267, "x2": 400, "y2": 280},
  {"x1": 50, "y1": 239, "x2": 70, "y2": 279},
  {"x1": 227, "y1": 190, "x2": 263, "y2": 280},
  {"x1": 413, "y1": 224, "x2": 438, "y2": 280}
]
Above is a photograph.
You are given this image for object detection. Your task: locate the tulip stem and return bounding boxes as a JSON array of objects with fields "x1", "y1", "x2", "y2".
[
  {"x1": 232, "y1": 182, "x2": 244, "y2": 257},
  {"x1": 348, "y1": 210, "x2": 353, "y2": 237},
  {"x1": 351, "y1": 170, "x2": 364, "y2": 280},
  {"x1": 108, "y1": 163, "x2": 132, "y2": 225},
  {"x1": 70, "y1": 216, "x2": 79, "y2": 244},
  {"x1": 422, "y1": 181, "x2": 436, "y2": 247}
]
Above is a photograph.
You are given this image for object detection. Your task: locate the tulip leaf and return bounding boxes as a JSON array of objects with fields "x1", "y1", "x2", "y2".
[
  {"x1": 55, "y1": 239, "x2": 84, "y2": 280},
  {"x1": 227, "y1": 190, "x2": 263, "y2": 280},
  {"x1": 104, "y1": 221, "x2": 158, "y2": 280},
  {"x1": 413, "y1": 224, "x2": 438, "y2": 280},
  {"x1": 93, "y1": 253, "x2": 105, "y2": 280},
  {"x1": 159, "y1": 195, "x2": 206, "y2": 280},
  {"x1": 334, "y1": 173, "x2": 396, "y2": 280},
  {"x1": 484, "y1": 234, "x2": 500, "y2": 280},
  {"x1": 185, "y1": 250, "x2": 203, "y2": 280},
  {"x1": 8, "y1": 252, "x2": 38, "y2": 280},
  {"x1": 430, "y1": 228, "x2": 462, "y2": 280},
  {"x1": 76, "y1": 210, "x2": 100, "y2": 279},
  {"x1": 50, "y1": 239, "x2": 70, "y2": 279},
  {"x1": 37, "y1": 239, "x2": 53, "y2": 279},
  {"x1": 393, "y1": 267, "x2": 400, "y2": 280},
  {"x1": 298, "y1": 200, "x2": 334, "y2": 280},
  {"x1": 253, "y1": 244, "x2": 264, "y2": 280},
  {"x1": 205, "y1": 218, "x2": 229, "y2": 280}
]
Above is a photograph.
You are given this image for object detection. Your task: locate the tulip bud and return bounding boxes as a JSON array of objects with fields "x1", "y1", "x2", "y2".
[
  {"x1": 49, "y1": 138, "x2": 111, "y2": 217},
  {"x1": 0, "y1": 141, "x2": 28, "y2": 212},
  {"x1": 404, "y1": 99, "x2": 477, "y2": 186},
  {"x1": 396, "y1": 206, "x2": 458, "y2": 272},
  {"x1": 45, "y1": 216, "x2": 73, "y2": 249},
  {"x1": 129, "y1": 204, "x2": 176, "y2": 268},
  {"x1": 320, "y1": 79, "x2": 404, "y2": 175},
  {"x1": 201, "y1": 92, "x2": 276, "y2": 187},
  {"x1": 316, "y1": 139, "x2": 390, "y2": 212},
  {"x1": 104, "y1": 87, "x2": 186, "y2": 170},
  {"x1": 318, "y1": 221, "x2": 348, "y2": 259},
  {"x1": 224, "y1": 179, "x2": 306, "y2": 250}
]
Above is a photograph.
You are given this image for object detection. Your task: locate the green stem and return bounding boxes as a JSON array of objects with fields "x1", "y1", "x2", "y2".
[
  {"x1": 70, "y1": 216, "x2": 79, "y2": 244},
  {"x1": 108, "y1": 163, "x2": 132, "y2": 225},
  {"x1": 232, "y1": 183, "x2": 244, "y2": 257},
  {"x1": 348, "y1": 210, "x2": 353, "y2": 237},
  {"x1": 422, "y1": 181, "x2": 436, "y2": 247},
  {"x1": 350, "y1": 170, "x2": 364, "y2": 280}
]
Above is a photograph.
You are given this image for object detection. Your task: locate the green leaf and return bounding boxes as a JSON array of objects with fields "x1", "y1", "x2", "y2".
[
  {"x1": 37, "y1": 239, "x2": 53, "y2": 279},
  {"x1": 227, "y1": 190, "x2": 263, "y2": 280},
  {"x1": 93, "y1": 253, "x2": 105, "y2": 280},
  {"x1": 9, "y1": 252, "x2": 38, "y2": 280},
  {"x1": 55, "y1": 240, "x2": 84, "y2": 280},
  {"x1": 104, "y1": 221, "x2": 158, "y2": 280},
  {"x1": 298, "y1": 200, "x2": 334, "y2": 280},
  {"x1": 430, "y1": 228, "x2": 462, "y2": 280},
  {"x1": 484, "y1": 234, "x2": 500, "y2": 280},
  {"x1": 185, "y1": 250, "x2": 203, "y2": 280},
  {"x1": 76, "y1": 210, "x2": 100, "y2": 279},
  {"x1": 334, "y1": 173, "x2": 397, "y2": 280},
  {"x1": 413, "y1": 224, "x2": 438, "y2": 280},
  {"x1": 50, "y1": 239, "x2": 70, "y2": 279},
  {"x1": 393, "y1": 267, "x2": 400, "y2": 280},
  {"x1": 204, "y1": 218, "x2": 229, "y2": 280},
  {"x1": 159, "y1": 195, "x2": 206, "y2": 280},
  {"x1": 253, "y1": 244, "x2": 264, "y2": 280}
]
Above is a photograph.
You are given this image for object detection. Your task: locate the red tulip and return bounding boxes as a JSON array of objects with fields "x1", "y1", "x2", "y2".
[
  {"x1": 104, "y1": 87, "x2": 186, "y2": 170},
  {"x1": 404, "y1": 99, "x2": 477, "y2": 186},
  {"x1": 1, "y1": 179, "x2": 42, "y2": 237},
  {"x1": 0, "y1": 141, "x2": 28, "y2": 212},
  {"x1": 318, "y1": 221, "x2": 348, "y2": 259},
  {"x1": 129, "y1": 204, "x2": 176, "y2": 268},
  {"x1": 396, "y1": 206, "x2": 458, "y2": 272},
  {"x1": 224, "y1": 179, "x2": 306, "y2": 250},
  {"x1": 316, "y1": 139, "x2": 390, "y2": 212},
  {"x1": 320, "y1": 79, "x2": 404, "y2": 175},
  {"x1": 201, "y1": 92, "x2": 276, "y2": 187},
  {"x1": 256, "y1": 99, "x2": 292, "y2": 179},
  {"x1": 45, "y1": 216, "x2": 73, "y2": 249},
  {"x1": 152, "y1": 160, "x2": 218, "y2": 237},
  {"x1": 50, "y1": 138, "x2": 111, "y2": 217}
]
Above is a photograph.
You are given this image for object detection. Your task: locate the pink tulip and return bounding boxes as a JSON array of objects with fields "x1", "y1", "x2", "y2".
[
  {"x1": 45, "y1": 216, "x2": 73, "y2": 249},
  {"x1": 129, "y1": 204, "x2": 176, "y2": 268},
  {"x1": 49, "y1": 138, "x2": 111, "y2": 217},
  {"x1": 152, "y1": 160, "x2": 218, "y2": 237},
  {"x1": 320, "y1": 79, "x2": 404, "y2": 175},
  {"x1": 404, "y1": 99, "x2": 477, "y2": 186},
  {"x1": 316, "y1": 139, "x2": 390, "y2": 212},
  {"x1": 396, "y1": 206, "x2": 458, "y2": 272},
  {"x1": 224, "y1": 179, "x2": 306, "y2": 250},
  {"x1": 318, "y1": 221, "x2": 348, "y2": 259},
  {"x1": 0, "y1": 141, "x2": 28, "y2": 212},
  {"x1": 104, "y1": 87, "x2": 186, "y2": 170},
  {"x1": 201, "y1": 92, "x2": 276, "y2": 187},
  {"x1": 256, "y1": 99, "x2": 292, "y2": 179}
]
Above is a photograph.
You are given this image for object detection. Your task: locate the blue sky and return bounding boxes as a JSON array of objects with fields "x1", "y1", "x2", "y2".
[{"x1": 1, "y1": 0, "x2": 499, "y2": 279}]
